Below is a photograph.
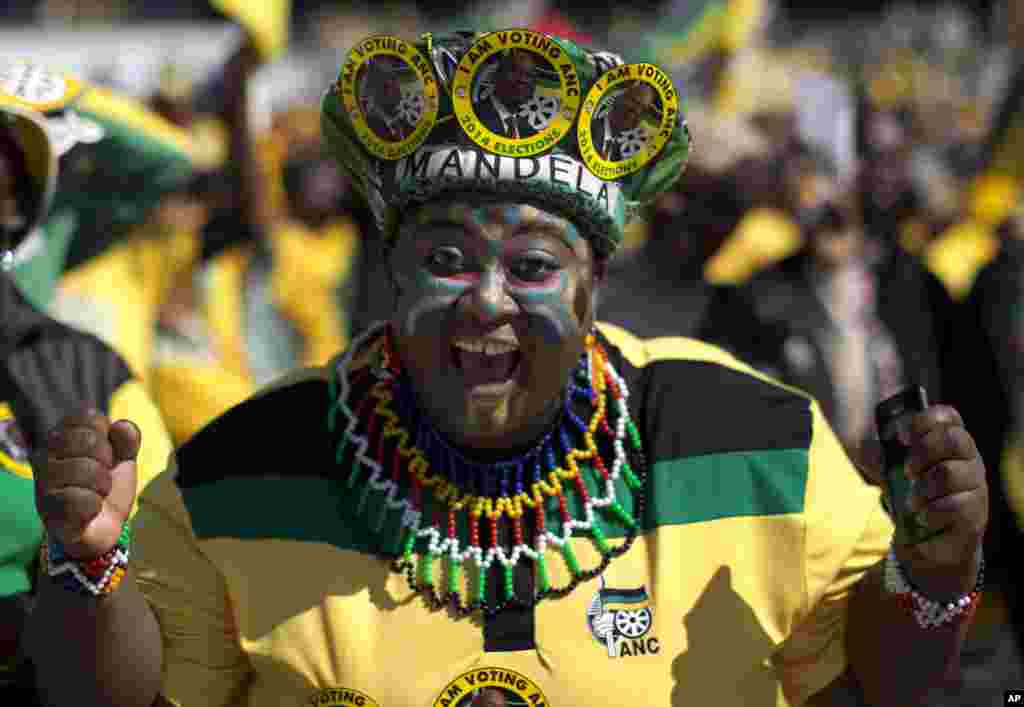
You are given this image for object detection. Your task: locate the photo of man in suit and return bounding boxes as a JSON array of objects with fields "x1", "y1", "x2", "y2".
[
  {"x1": 593, "y1": 80, "x2": 659, "y2": 161},
  {"x1": 473, "y1": 49, "x2": 543, "y2": 139},
  {"x1": 357, "y1": 55, "x2": 418, "y2": 143},
  {"x1": 469, "y1": 687, "x2": 508, "y2": 707}
]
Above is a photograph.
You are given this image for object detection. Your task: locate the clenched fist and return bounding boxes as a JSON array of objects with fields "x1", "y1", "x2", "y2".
[{"x1": 35, "y1": 409, "x2": 140, "y2": 561}]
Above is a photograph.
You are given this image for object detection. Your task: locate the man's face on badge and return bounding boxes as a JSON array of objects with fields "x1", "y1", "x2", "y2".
[
  {"x1": 495, "y1": 50, "x2": 539, "y2": 106},
  {"x1": 611, "y1": 82, "x2": 656, "y2": 132}
]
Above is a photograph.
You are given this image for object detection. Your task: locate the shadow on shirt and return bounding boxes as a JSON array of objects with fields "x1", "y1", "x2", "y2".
[{"x1": 671, "y1": 565, "x2": 779, "y2": 706}]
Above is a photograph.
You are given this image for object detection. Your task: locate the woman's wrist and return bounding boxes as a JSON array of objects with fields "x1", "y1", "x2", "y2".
[{"x1": 41, "y1": 521, "x2": 132, "y2": 599}]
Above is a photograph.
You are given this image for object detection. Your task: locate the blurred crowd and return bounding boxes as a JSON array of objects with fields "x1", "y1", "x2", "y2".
[{"x1": 2, "y1": 0, "x2": 1024, "y2": 702}]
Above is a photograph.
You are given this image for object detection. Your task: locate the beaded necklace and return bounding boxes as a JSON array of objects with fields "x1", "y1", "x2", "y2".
[{"x1": 327, "y1": 322, "x2": 648, "y2": 616}]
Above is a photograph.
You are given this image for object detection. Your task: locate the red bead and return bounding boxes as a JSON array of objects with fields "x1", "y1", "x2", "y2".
[
  {"x1": 574, "y1": 475, "x2": 589, "y2": 501},
  {"x1": 513, "y1": 517, "x2": 524, "y2": 545},
  {"x1": 391, "y1": 445, "x2": 401, "y2": 482},
  {"x1": 447, "y1": 511, "x2": 456, "y2": 538},
  {"x1": 593, "y1": 455, "x2": 610, "y2": 480},
  {"x1": 557, "y1": 494, "x2": 571, "y2": 522}
]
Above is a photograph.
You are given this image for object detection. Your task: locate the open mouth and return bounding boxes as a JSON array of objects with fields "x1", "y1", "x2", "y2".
[{"x1": 451, "y1": 337, "x2": 522, "y2": 390}]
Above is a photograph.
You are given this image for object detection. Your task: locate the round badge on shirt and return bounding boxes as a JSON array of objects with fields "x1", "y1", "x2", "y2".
[
  {"x1": 451, "y1": 29, "x2": 581, "y2": 157},
  {"x1": 337, "y1": 35, "x2": 440, "y2": 161},
  {"x1": 578, "y1": 63, "x2": 679, "y2": 179},
  {"x1": 308, "y1": 686, "x2": 380, "y2": 706},
  {"x1": 432, "y1": 667, "x2": 548, "y2": 706},
  {"x1": 0, "y1": 60, "x2": 83, "y2": 113}
]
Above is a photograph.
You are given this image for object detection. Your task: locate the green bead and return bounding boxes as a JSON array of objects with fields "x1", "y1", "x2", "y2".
[
  {"x1": 448, "y1": 561, "x2": 461, "y2": 595},
  {"x1": 402, "y1": 531, "x2": 416, "y2": 560},
  {"x1": 346, "y1": 460, "x2": 362, "y2": 488},
  {"x1": 622, "y1": 463, "x2": 641, "y2": 489},
  {"x1": 627, "y1": 420, "x2": 642, "y2": 449},
  {"x1": 591, "y1": 524, "x2": 610, "y2": 554},
  {"x1": 504, "y1": 565, "x2": 514, "y2": 600},
  {"x1": 536, "y1": 555, "x2": 551, "y2": 593},
  {"x1": 421, "y1": 552, "x2": 436, "y2": 585},
  {"x1": 117, "y1": 521, "x2": 132, "y2": 548},
  {"x1": 609, "y1": 500, "x2": 638, "y2": 529},
  {"x1": 355, "y1": 481, "x2": 373, "y2": 516},
  {"x1": 327, "y1": 404, "x2": 339, "y2": 433},
  {"x1": 335, "y1": 439, "x2": 348, "y2": 464},
  {"x1": 562, "y1": 543, "x2": 581, "y2": 576},
  {"x1": 372, "y1": 497, "x2": 390, "y2": 533},
  {"x1": 477, "y1": 567, "x2": 488, "y2": 602}
]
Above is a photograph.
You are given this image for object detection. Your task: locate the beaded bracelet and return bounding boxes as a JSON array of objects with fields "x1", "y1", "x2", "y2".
[
  {"x1": 883, "y1": 545, "x2": 984, "y2": 629},
  {"x1": 42, "y1": 522, "x2": 132, "y2": 598}
]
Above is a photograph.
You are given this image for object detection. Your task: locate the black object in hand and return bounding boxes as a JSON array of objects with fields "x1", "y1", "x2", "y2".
[{"x1": 876, "y1": 386, "x2": 947, "y2": 546}]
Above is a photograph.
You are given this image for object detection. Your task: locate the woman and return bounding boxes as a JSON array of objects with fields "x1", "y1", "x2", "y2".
[
  {"x1": 28, "y1": 31, "x2": 989, "y2": 707},
  {"x1": 0, "y1": 58, "x2": 197, "y2": 383},
  {"x1": 0, "y1": 102, "x2": 172, "y2": 703}
]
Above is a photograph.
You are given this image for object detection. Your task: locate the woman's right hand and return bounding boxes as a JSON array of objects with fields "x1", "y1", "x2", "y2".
[{"x1": 34, "y1": 409, "x2": 140, "y2": 561}]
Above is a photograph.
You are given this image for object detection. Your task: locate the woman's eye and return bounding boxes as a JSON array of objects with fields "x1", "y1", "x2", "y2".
[
  {"x1": 425, "y1": 246, "x2": 465, "y2": 274},
  {"x1": 510, "y1": 256, "x2": 559, "y2": 282}
]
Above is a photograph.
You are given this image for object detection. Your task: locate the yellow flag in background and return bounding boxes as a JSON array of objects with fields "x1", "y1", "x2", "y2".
[{"x1": 210, "y1": 0, "x2": 291, "y2": 62}]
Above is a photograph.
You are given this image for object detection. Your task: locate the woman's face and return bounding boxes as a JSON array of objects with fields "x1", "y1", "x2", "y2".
[{"x1": 389, "y1": 201, "x2": 601, "y2": 454}]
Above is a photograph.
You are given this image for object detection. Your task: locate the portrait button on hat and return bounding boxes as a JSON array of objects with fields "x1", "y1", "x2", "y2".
[{"x1": 322, "y1": 29, "x2": 692, "y2": 259}]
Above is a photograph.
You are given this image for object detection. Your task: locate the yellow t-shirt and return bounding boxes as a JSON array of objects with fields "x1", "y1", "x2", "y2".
[
  {"x1": 52, "y1": 226, "x2": 199, "y2": 383},
  {"x1": 133, "y1": 324, "x2": 892, "y2": 707},
  {"x1": 149, "y1": 218, "x2": 359, "y2": 445}
]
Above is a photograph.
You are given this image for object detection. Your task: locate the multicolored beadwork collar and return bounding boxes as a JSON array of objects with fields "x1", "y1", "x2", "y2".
[{"x1": 327, "y1": 322, "x2": 648, "y2": 617}]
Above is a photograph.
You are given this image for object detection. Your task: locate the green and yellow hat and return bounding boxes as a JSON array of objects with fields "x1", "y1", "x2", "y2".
[
  {"x1": 0, "y1": 60, "x2": 196, "y2": 265},
  {"x1": 322, "y1": 30, "x2": 691, "y2": 258},
  {"x1": 0, "y1": 101, "x2": 58, "y2": 247}
]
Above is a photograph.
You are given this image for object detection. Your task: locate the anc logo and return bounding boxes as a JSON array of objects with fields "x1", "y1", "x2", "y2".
[
  {"x1": 577, "y1": 63, "x2": 678, "y2": 180},
  {"x1": 433, "y1": 667, "x2": 549, "y2": 706},
  {"x1": 336, "y1": 34, "x2": 439, "y2": 161},
  {"x1": 452, "y1": 29, "x2": 580, "y2": 158},
  {"x1": 309, "y1": 687, "x2": 380, "y2": 706},
  {"x1": 586, "y1": 575, "x2": 660, "y2": 659},
  {"x1": 0, "y1": 60, "x2": 83, "y2": 113}
]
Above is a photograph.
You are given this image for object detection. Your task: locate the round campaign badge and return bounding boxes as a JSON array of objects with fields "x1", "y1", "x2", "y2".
[
  {"x1": 308, "y1": 687, "x2": 380, "y2": 707},
  {"x1": 577, "y1": 63, "x2": 679, "y2": 180},
  {"x1": 433, "y1": 667, "x2": 548, "y2": 707},
  {"x1": 0, "y1": 60, "x2": 83, "y2": 113},
  {"x1": 336, "y1": 35, "x2": 439, "y2": 160},
  {"x1": 0, "y1": 404, "x2": 31, "y2": 480},
  {"x1": 451, "y1": 29, "x2": 581, "y2": 158}
]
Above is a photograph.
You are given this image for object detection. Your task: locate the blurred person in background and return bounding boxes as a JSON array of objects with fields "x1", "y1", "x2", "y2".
[
  {"x1": 856, "y1": 105, "x2": 927, "y2": 254},
  {"x1": 701, "y1": 144, "x2": 954, "y2": 475},
  {"x1": 598, "y1": 109, "x2": 761, "y2": 338},
  {"x1": 0, "y1": 100, "x2": 172, "y2": 707},
  {"x1": 957, "y1": 202, "x2": 1024, "y2": 668},
  {"x1": 700, "y1": 51, "x2": 804, "y2": 286},
  {"x1": 149, "y1": 64, "x2": 361, "y2": 444},
  {"x1": 0, "y1": 60, "x2": 201, "y2": 384}
]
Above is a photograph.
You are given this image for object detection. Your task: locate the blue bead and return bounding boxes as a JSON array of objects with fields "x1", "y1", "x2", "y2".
[{"x1": 560, "y1": 428, "x2": 572, "y2": 453}]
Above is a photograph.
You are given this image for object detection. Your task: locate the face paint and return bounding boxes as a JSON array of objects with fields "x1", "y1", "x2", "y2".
[
  {"x1": 511, "y1": 271, "x2": 580, "y2": 344},
  {"x1": 389, "y1": 200, "x2": 599, "y2": 452},
  {"x1": 396, "y1": 266, "x2": 472, "y2": 336}
]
